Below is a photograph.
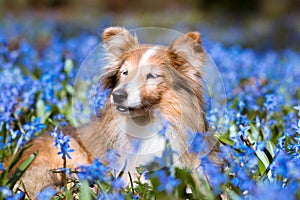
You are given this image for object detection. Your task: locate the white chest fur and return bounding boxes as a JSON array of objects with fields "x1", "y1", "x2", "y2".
[{"x1": 111, "y1": 116, "x2": 170, "y2": 172}]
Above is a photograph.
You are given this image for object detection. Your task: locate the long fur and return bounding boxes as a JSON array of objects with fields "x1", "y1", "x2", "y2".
[{"x1": 6, "y1": 27, "x2": 221, "y2": 198}]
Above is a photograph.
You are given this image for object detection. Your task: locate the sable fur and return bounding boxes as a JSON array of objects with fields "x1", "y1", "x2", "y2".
[
  {"x1": 5, "y1": 128, "x2": 93, "y2": 198},
  {"x1": 6, "y1": 27, "x2": 221, "y2": 198}
]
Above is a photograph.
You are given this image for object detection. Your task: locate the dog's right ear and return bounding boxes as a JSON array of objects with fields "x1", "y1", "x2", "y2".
[
  {"x1": 100, "y1": 27, "x2": 138, "y2": 90},
  {"x1": 102, "y1": 27, "x2": 138, "y2": 59}
]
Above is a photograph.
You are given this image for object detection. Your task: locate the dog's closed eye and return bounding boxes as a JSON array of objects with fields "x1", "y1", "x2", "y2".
[{"x1": 146, "y1": 73, "x2": 162, "y2": 79}]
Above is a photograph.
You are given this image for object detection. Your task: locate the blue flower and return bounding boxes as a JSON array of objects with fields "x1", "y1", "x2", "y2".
[
  {"x1": 238, "y1": 125, "x2": 251, "y2": 137},
  {"x1": 233, "y1": 168, "x2": 255, "y2": 192},
  {"x1": 1, "y1": 17, "x2": 300, "y2": 199},
  {"x1": 111, "y1": 178, "x2": 125, "y2": 190},
  {"x1": 158, "y1": 121, "x2": 169, "y2": 137},
  {"x1": 256, "y1": 142, "x2": 265, "y2": 151},
  {"x1": 293, "y1": 119, "x2": 300, "y2": 134},
  {"x1": 206, "y1": 109, "x2": 218, "y2": 130},
  {"x1": 277, "y1": 134, "x2": 286, "y2": 149},
  {"x1": 37, "y1": 187, "x2": 57, "y2": 200},
  {"x1": 0, "y1": 136, "x2": 5, "y2": 150},
  {"x1": 201, "y1": 156, "x2": 228, "y2": 193},
  {"x1": 270, "y1": 150, "x2": 300, "y2": 178},
  {"x1": 207, "y1": 166, "x2": 228, "y2": 193},
  {"x1": 252, "y1": 181, "x2": 298, "y2": 200},
  {"x1": 152, "y1": 170, "x2": 180, "y2": 194},
  {"x1": 294, "y1": 105, "x2": 300, "y2": 117},
  {"x1": 284, "y1": 112, "x2": 297, "y2": 136},
  {"x1": 235, "y1": 112, "x2": 249, "y2": 126},
  {"x1": 0, "y1": 163, "x2": 4, "y2": 171},
  {"x1": 188, "y1": 131, "x2": 208, "y2": 154},
  {"x1": 77, "y1": 158, "x2": 109, "y2": 184},
  {"x1": 238, "y1": 100, "x2": 245, "y2": 111},
  {"x1": 97, "y1": 193, "x2": 125, "y2": 200},
  {"x1": 50, "y1": 127, "x2": 74, "y2": 159},
  {"x1": 0, "y1": 186, "x2": 23, "y2": 200},
  {"x1": 130, "y1": 138, "x2": 142, "y2": 153},
  {"x1": 10, "y1": 129, "x2": 21, "y2": 140},
  {"x1": 254, "y1": 115, "x2": 264, "y2": 128},
  {"x1": 149, "y1": 141, "x2": 178, "y2": 168},
  {"x1": 264, "y1": 94, "x2": 277, "y2": 112},
  {"x1": 94, "y1": 89, "x2": 110, "y2": 113},
  {"x1": 23, "y1": 117, "x2": 46, "y2": 141},
  {"x1": 53, "y1": 114, "x2": 68, "y2": 126},
  {"x1": 287, "y1": 136, "x2": 300, "y2": 159},
  {"x1": 0, "y1": 186, "x2": 12, "y2": 197},
  {"x1": 104, "y1": 149, "x2": 120, "y2": 166}
]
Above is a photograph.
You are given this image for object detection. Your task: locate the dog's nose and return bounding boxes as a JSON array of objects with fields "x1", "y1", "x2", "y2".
[{"x1": 112, "y1": 89, "x2": 128, "y2": 104}]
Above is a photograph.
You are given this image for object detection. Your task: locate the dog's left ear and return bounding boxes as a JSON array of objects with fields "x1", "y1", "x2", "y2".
[
  {"x1": 102, "y1": 27, "x2": 138, "y2": 59},
  {"x1": 168, "y1": 32, "x2": 205, "y2": 71},
  {"x1": 168, "y1": 32, "x2": 205, "y2": 96},
  {"x1": 168, "y1": 32, "x2": 203, "y2": 55}
]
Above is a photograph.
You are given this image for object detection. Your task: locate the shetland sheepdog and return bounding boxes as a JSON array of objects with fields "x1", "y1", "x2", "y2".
[{"x1": 7, "y1": 27, "x2": 220, "y2": 197}]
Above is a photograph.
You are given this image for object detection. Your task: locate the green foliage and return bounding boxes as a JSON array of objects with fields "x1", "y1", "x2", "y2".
[{"x1": 0, "y1": 146, "x2": 37, "y2": 189}]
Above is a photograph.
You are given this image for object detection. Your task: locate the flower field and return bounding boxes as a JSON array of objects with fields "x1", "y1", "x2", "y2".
[{"x1": 0, "y1": 17, "x2": 300, "y2": 200}]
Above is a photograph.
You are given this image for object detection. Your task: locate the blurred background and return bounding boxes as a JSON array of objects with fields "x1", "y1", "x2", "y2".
[{"x1": 0, "y1": 0, "x2": 300, "y2": 50}]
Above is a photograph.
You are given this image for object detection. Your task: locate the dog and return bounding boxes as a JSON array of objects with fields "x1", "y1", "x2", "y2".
[{"x1": 6, "y1": 27, "x2": 220, "y2": 198}]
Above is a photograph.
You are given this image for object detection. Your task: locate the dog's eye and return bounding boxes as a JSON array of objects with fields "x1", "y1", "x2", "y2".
[
  {"x1": 146, "y1": 73, "x2": 161, "y2": 79},
  {"x1": 121, "y1": 70, "x2": 128, "y2": 76}
]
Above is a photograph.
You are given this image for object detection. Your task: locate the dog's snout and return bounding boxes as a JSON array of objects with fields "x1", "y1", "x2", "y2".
[{"x1": 112, "y1": 89, "x2": 128, "y2": 104}]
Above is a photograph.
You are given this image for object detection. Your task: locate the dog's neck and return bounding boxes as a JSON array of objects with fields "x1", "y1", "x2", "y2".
[
  {"x1": 131, "y1": 115, "x2": 151, "y2": 126},
  {"x1": 106, "y1": 113, "x2": 166, "y2": 171},
  {"x1": 120, "y1": 114, "x2": 164, "y2": 139},
  {"x1": 79, "y1": 108, "x2": 188, "y2": 171}
]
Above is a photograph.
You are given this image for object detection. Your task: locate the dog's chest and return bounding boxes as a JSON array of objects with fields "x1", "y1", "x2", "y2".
[{"x1": 111, "y1": 118, "x2": 175, "y2": 171}]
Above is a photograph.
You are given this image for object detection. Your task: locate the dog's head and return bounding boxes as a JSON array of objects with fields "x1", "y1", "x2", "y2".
[{"x1": 101, "y1": 27, "x2": 206, "y2": 118}]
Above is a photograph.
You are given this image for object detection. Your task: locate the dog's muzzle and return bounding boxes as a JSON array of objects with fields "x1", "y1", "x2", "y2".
[
  {"x1": 112, "y1": 89, "x2": 129, "y2": 112},
  {"x1": 112, "y1": 89, "x2": 127, "y2": 103}
]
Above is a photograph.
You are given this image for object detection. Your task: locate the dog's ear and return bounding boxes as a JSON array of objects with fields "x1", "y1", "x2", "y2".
[
  {"x1": 102, "y1": 27, "x2": 138, "y2": 59},
  {"x1": 168, "y1": 32, "x2": 205, "y2": 96},
  {"x1": 100, "y1": 27, "x2": 138, "y2": 89},
  {"x1": 168, "y1": 32, "x2": 205, "y2": 68},
  {"x1": 169, "y1": 32, "x2": 203, "y2": 54}
]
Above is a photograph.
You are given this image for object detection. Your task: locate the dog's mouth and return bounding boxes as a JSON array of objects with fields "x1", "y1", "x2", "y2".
[
  {"x1": 115, "y1": 104, "x2": 154, "y2": 126},
  {"x1": 116, "y1": 105, "x2": 130, "y2": 113},
  {"x1": 115, "y1": 104, "x2": 150, "y2": 116}
]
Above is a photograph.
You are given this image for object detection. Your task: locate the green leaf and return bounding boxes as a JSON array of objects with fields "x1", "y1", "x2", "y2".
[
  {"x1": 135, "y1": 166, "x2": 146, "y2": 175},
  {"x1": 64, "y1": 188, "x2": 73, "y2": 200},
  {"x1": 19, "y1": 180, "x2": 31, "y2": 199},
  {"x1": 79, "y1": 181, "x2": 92, "y2": 200},
  {"x1": 6, "y1": 145, "x2": 33, "y2": 174},
  {"x1": 7, "y1": 151, "x2": 38, "y2": 188},
  {"x1": 175, "y1": 168, "x2": 207, "y2": 200},
  {"x1": 127, "y1": 172, "x2": 135, "y2": 195},
  {"x1": 249, "y1": 123, "x2": 259, "y2": 142},
  {"x1": 230, "y1": 97, "x2": 240, "y2": 109},
  {"x1": 36, "y1": 99, "x2": 51, "y2": 123},
  {"x1": 66, "y1": 84, "x2": 74, "y2": 95},
  {"x1": 217, "y1": 135, "x2": 234, "y2": 146},
  {"x1": 64, "y1": 59, "x2": 73, "y2": 75},
  {"x1": 224, "y1": 187, "x2": 241, "y2": 200},
  {"x1": 266, "y1": 141, "x2": 276, "y2": 158},
  {"x1": 256, "y1": 150, "x2": 269, "y2": 175}
]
